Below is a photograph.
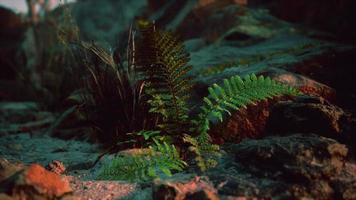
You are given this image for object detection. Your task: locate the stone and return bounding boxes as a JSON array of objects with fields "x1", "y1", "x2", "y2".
[
  {"x1": 0, "y1": 158, "x2": 24, "y2": 188},
  {"x1": 267, "y1": 0, "x2": 356, "y2": 44},
  {"x1": 0, "y1": 163, "x2": 74, "y2": 200},
  {"x1": 232, "y1": 134, "x2": 348, "y2": 178},
  {"x1": 46, "y1": 160, "x2": 66, "y2": 175},
  {"x1": 265, "y1": 69, "x2": 336, "y2": 102},
  {"x1": 224, "y1": 134, "x2": 350, "y2": 199},
  {"x1": 152, "y1": 176, "x2": 218, "y2": 200},
  {"x1": 332, "y1": 180, "x2": 356, "y2": 200},
  {"x1": 185, "y1": 189, "x2": 219, "y2": 200},
  {"x1": 209, "y1": 96, "x2": 290, "y2": 144},
  {"x1": 266, "y1": 95, "x2": 352, "y2": 142},
  {"x1": 206, "y1": 69, "x2": 338, "y2": 144}
]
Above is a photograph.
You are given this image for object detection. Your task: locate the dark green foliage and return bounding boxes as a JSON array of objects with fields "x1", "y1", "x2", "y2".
[
  {"x1": 97, "y1": 139, "x2": 187, "y2": 181},
  {"x1": 136, "y1": 21, "x2": 192, "y2": 135},
  {"x1": 79, "y1": 41, "x2": 155, "y2": 145},
  {"x1": 96, "y1": 22, "x2": 301, "y2": 180},
  {"x1": 135, "y1": 130, "x2": 161, "y2": 141}
]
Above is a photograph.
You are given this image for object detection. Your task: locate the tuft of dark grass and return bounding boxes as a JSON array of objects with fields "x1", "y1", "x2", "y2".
[{"x1": 78, "y1": 29, "x2": 157, "y2": 146}]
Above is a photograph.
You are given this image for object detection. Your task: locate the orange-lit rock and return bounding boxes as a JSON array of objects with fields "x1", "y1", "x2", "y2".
[
  {"x1": 153, "y1": 177, "x2": 218, "y2": 200},
  {"x1": 17, "y1": 164, "x2": 72, "y2": 197},
  {"x1": 271, "y1": 73, "x2": 336, "y2": 102},
  {"x1": 210, "y1": 96, "x2": 290, "y2": 144}
]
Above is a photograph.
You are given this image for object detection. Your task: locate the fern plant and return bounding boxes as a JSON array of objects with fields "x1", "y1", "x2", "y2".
[
  {"x1": 187, "y1": 74, "x2": 300, "y2": 170},
  {"x1": 97, "y1": 139, "x2": 187, "y2": 181},
  {"x1": 137, "y1": 22, "x2": 301, "y2": 172},
  {"x1": 136, "y1": 21, "x2": 192, "y2": 135},
  {"x1": 97, "y1": 21, "x2": 301, "y2": 181}
]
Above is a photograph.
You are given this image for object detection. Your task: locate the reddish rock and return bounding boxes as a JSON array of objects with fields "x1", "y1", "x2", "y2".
[
  {"x1": 15, "y1": 164, "x2": 72, "y2": 197},
  {"x1": 210, "y1": 96, "x2": 290, "y2": 144},
  {"x1": 261, "y1": 68, "x2": 337, "y2": 102},
  {"x1": 153, "y1": 176, "x2": 218, "y2": 200},
  {"x1": 274, "y1": 73, "x2": 336, "y2": 101},
  {"x1": 0, "y1": 161, "x2": 77, "y2": 199}
]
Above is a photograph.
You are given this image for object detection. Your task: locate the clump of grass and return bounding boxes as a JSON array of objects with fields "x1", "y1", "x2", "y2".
[{"x1": 78, "y1": 29, "x2": 157, "y2": 146}]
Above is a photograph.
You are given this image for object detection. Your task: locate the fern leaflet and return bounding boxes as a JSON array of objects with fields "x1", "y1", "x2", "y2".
[
  {"x1": 136, "y1": 21, "x2": 192, "y2": 135},
  {"x1": 196, "y1": 74, "x2": 300, "y2": 136},
  {"x1": 97, "y1": 139, "x2": 187, "y2": 181},
  {"x1": 184, "y1": 74, "x2": 300, "y2": 171}
]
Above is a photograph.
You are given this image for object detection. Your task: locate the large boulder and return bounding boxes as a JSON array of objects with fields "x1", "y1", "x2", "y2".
[
  {"x1": 206, "y1": 69, "x2": 337, "y2": 144},
  {"x1": 0, "y1": 163, "x2": 77, "y2": 200},
  {"x1": 266, "y1": 95, "x2": 353, "y2": 144},
  {"x1": 231, "y1": 134, "x2": 348, "y2": 179},
  {"x1": 218, "y1": 134, "x2": 353, "y2": 199}
]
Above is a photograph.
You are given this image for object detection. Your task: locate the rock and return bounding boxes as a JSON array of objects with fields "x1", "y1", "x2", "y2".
[
  {"x1": 210, "y1": 96, "x2": 290, "y2": 144},
  {"x1": 0, "y1": 163, "x2": 75, "y2": 200},
  {"x1": 46, "y1": 160, "x2": 66, "y2": 175},
  {"x1": 333, "y1": 179, "x2": 356, "y2": 200},
  {"x1": 152, "y1": 176, "x2": 218, "y2": 200},
  {"x1": 292, "y1": 50, "x2": 356, "y2": 114},
  {"x1": 226, "y1": 134, "x2": 350, "y2": 199},
  {"x1": 0, "y1": 158, "x2": 24, "y2": 183},
  {"x1": 232, "y1": 134, "x2": 348, "y2": 178},
  {"x1": 266, "y1": 0, "x2": 356, "y2": 44},
  {"x1": 0, "y1": 133, "x2": 100, "y2": 177},
  {"x1": 0, "y1": 164, "x2": 75, "y2": 200},
  {"x1": 0, "y1": 102, "x2": 39, "y2": 115},
  {"x1": 0, "y1": 102, "x2": 55, "y2": 135},
  {"x1": 185, "y1": 189, "x2": 219, "y2": 200},
  {"x1": 266, "y1": 95, "x2": 352, "y2": 142},
  {"x1": 263, "y1": 68, "x2": 337, "y2": 102},
  {"x1": 202, "y1": 68, "x2": 337, "y2": 144}
]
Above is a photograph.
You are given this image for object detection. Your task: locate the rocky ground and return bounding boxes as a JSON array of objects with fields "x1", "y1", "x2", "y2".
[{"x1": 1, "y1": 0, "x2": 356, "y2": 199}]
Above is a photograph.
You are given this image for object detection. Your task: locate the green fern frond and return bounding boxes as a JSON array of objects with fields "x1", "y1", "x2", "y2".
[
  {"x1": 136, "y1": 22, "x2": 192, "y2": 135},
  {"x1": 97, "y1": 140, "x2": 187, "y2": 181},
  {"x1": 183, "y1": 74, "x2": 299, "y2": 171},
  {"x1": 182, "y1": 134, "x2": 220, "y2": 171},
  {"x1": 196, "y1": 74, "x2": 300, "y2": 135},
  {"x1": 134, "y1": 130, "x2": 161, "y2": 141}
]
